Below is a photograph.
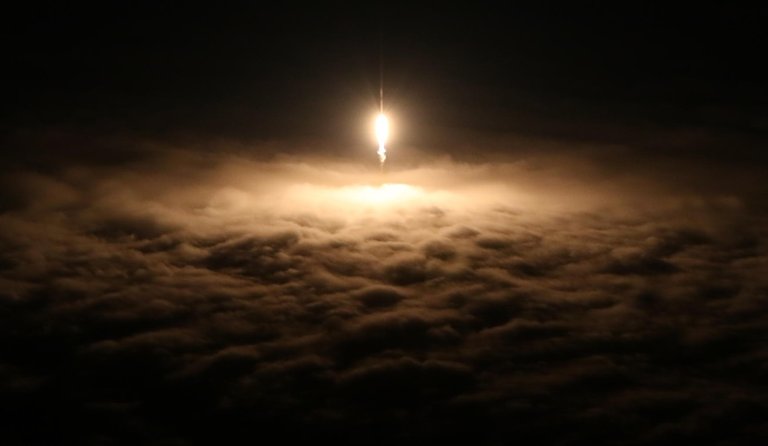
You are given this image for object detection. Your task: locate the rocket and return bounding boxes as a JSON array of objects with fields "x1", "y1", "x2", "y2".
[{"x1": 376, "y1": 46, "x2": 388, "y2": 171}]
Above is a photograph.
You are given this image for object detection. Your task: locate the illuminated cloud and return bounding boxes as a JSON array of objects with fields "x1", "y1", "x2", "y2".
[{"x1": 0, "y1": 146, "x2": 766, "y2": 444}]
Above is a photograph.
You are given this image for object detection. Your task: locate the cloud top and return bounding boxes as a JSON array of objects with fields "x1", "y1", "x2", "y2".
[{"x1": 1, "y1": 147, "x2": 766, "y2": 445}]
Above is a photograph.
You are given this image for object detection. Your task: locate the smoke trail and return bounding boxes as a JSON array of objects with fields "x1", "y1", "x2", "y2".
[
  {"x1": 377, "y1": 143, "x2": 387, "y2": 170},
  {"x1": 376, "y1": 113, "x2": 388, "y2": 170},
  {"x1": 378, "y1": 33, "x2": 387, "y2": 171}
]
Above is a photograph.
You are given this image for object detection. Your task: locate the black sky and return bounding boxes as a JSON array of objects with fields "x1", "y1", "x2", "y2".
[{"x1": 5, "y1": 3, "x2": 768, "y2": 155}]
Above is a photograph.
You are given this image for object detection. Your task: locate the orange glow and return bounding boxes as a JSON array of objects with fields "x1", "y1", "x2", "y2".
[
  {"x1": 375, "y1": 113, "x2": 389, "y2": 167},
  {"x1": 347, "y1": 183, "x2": 418, "y2": 204}
]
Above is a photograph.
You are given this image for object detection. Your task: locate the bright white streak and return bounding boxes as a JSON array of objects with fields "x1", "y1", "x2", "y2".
[{"x1": 375, "y1": 113, "x2": 389, "y2": 169}]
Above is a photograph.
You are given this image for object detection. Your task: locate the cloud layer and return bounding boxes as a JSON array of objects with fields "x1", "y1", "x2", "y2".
[{"x1": 1, "y1": 148, "x2": 767, "y2": 445}]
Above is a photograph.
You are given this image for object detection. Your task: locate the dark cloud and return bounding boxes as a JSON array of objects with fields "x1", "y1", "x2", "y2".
[{"x1": 0, "y1": 146, "x2": 767, "y2": 445}]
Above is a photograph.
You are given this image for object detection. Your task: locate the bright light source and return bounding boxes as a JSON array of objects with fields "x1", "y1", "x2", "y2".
[{"x1": 375, "y1": 113, "x2": 389, "y2": 168}]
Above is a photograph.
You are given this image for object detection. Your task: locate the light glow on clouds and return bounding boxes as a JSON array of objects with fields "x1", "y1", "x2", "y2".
[{"x1": 1, "y1": 146, "x2": 766, "y2": 444}]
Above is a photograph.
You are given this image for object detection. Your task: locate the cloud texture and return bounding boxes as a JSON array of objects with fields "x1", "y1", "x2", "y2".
[{"x1": 1, "y1": 147, "x2": 767, "y2": 445}]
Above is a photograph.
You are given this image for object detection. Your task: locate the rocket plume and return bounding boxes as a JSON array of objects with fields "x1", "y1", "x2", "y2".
[
  {"x1": 376, "y1": 113, "x2": 388, "y2": 170},
  {"x1": 376, "y1": 37, "x2": 388, "y2": 172}
]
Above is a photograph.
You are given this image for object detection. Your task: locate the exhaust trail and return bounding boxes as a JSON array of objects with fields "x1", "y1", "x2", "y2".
[
  {"x1": 376, "y1": 34, "x2": 388, "y2": 171},
  {"x1": 376, "y1": 114, "x2": 388, "y2": 170}
]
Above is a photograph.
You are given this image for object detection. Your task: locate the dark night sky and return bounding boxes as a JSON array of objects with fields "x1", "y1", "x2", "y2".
[
  {"x1": 6, "y1": 4, "x2": 768, "y2": 151},
  {"x1": 2, "y1": 3, "x2": 768, "y2": 446}
]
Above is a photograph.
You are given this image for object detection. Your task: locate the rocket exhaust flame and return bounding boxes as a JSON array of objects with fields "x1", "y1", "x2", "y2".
[
  {"x1": 376, "y1": 113, "x2": 388, "y2": 170},
  {"x1": 376, "y1": 37, "x2": 388, "y2": 172}
]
